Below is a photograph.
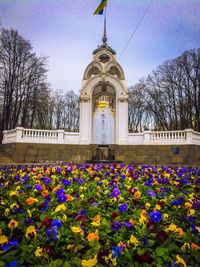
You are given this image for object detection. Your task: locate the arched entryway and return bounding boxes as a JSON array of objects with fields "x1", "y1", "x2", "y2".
[{"x1": 92, "y1": 83, "x2": 115, "y2": 144}]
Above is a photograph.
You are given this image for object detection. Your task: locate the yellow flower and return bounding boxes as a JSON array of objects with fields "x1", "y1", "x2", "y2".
[
  {"x1": 181, "y1": 243, "x2": 190, "y2": 251},
  {"x1": 8, "y1": 219, "x2": 18, "y2": 229},
  {"x1": 104, "y1": 254, "x2": 117, "y2": 266},
  {"x1": 145, "y1": 203, "x2": 151, "y2": 210},
  {"x1": 25, "y1": 225, "x2": 37, "y2": 239},
  {"x1": 10, "y1": 191, "x2": 18, "y2": 196},
  {"x1": 174, "y1": 227, "x2": 184, "y2": 238},
  {"x1": 154, "y1": 204, "x2": 161, "y2": 211},
  {"x1": 35, "y1": 247, "x2": 43, "y2": 257},
  {"x1": 163, "y1": 213, "x2": 169, "y2": 220},
  {"x1": 55, "y1": 204, "x2": 67, "y2": 213},
  {"x1": 187, "y1": 209, "x2": 195, "y2": 216},
  {"x1": 176, "y1": 255, "x2": 187, "y2": 267},
  {"x1": 71, "y1": 226, "x2": 83, "y2": 234},
  {"x1": 165, "y1": 223, "x2": 177, "y2": 232},
  {"x1": 10, "y1": 203, "x2": 19, "y2": 209},
  {"x1": 118, "y1": 195, "x2": 124, "y2": 202},
  {"x1": 62, "y1": 214, "x2": 67, "y2": 222},
  {"x1": 4, "y1": 208, "x2": 10, "y2": 216},
  {"x1": 0, "y1": 235, "x2": 8, "y2": 245},
  {"x1": 82, "y1": 255, "x2": 97, "y2": 267},
  {"x1": 91, "y1": 215, "x2": 101, "y2": 227},
  {"x1": 129, "y1": 235, "x2": 139, "y2": 246}
]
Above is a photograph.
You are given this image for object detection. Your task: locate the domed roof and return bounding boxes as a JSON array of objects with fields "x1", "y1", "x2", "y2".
[{"x1": 93, "y1": 43, "x2": 116, "y2": 55}]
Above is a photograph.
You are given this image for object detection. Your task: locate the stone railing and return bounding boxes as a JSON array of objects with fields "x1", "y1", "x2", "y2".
[
  {"x1": 128, "y1": 129, "x2": 200, "y2": 145},
  {"x1": 2, "y1": 127, "x2": 79, "y2": 145},
  {"x1": 2, "y1": 127, "x2": 200, "y2": 145}
]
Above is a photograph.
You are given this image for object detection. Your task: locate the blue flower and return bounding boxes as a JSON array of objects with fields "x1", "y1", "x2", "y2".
[
  {"x1": 112, "y1": 245, "x2": 123, "y2": 258},
  {"x1": 56, "y1": 188, "x2": 65, "y2": 196},
  {"x1": 149, "y1": 211, "x2": 162, "y2": 223},
  {"x1": 141, "y1": 237, "x2": 149, "y2": 246},
  {"x1": 5, "y1": 260, "x2": 17, "y2": 267},
  {"x1": 52, "y1": 219, "x2": 62, "y2": 228},
  {"x1": 9, "y1": 238, "x2": 18, "y2": 247},
  {"x1": 118, "y1": 203, "x2": 128, "y2": 213},
  {"x1": 2, "y1": 243, "x2": 10, "y2": 251},
  {"x1": 57, "y1": 193, "x2": 66, "y2": 202}
]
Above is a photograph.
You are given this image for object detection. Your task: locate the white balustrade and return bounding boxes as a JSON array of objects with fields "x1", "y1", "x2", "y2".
[
  {"x1": 150, "y1": 130, "x2": 186, "y2": 144},
  {"x1": 2, "y1": 127, "x2": 200, "y2": 145}
]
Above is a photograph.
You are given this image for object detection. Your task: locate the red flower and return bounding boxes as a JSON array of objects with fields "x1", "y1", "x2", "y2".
[
  {"x1": 136, "y1": 252, "x2": 152, "y2": 263},
  {"x1": 41, "y1": 217, "x2": 52, "y2": 229},
  {"x1": 155, "y1": 231, "x2": 168, "y2": 244},
  {"x1": 111, "y1": 211, "x2": 119, "y2": 220}
]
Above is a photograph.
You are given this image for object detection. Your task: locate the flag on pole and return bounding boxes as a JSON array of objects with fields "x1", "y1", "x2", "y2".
[{"x1": 93, "y1": 0, "x2": 107, "y2": 15}]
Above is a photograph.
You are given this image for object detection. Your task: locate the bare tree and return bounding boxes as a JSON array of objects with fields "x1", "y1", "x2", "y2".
[{"x1": 0, "y1": 28, "x2": 49, "y2": 141}]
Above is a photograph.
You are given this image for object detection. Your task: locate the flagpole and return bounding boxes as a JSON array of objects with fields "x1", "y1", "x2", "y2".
[{"x1": 102, "y1": 4, "x2": 107, "y2": 45}]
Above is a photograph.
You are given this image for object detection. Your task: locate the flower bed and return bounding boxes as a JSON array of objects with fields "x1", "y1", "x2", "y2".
[{"x1": 0, "y1": 163, "x2": 200, "y2": 267}]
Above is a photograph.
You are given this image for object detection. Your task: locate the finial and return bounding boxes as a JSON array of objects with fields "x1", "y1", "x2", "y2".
[{"x1": 102, "y1": 6, "x2": 107, "y2": 46}]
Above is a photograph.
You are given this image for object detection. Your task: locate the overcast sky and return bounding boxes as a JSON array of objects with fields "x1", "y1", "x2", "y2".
[{"x1": 1, "y1": 0, "x2": 200, "y2": 93}]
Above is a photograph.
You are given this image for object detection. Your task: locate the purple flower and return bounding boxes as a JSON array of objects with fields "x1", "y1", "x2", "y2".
[
  {"x1": 111, "y1": 222, "x2": 122, "y2": 231},
  {"x1": 43, "y1": 177, "x2": 51, "y2": 184},
  {"x1": 110, "y1": 188, "x2": 120, "y2": 198},
  {"x1": 62, "y1": 179, "x2": 71, "y2": 187},
  {"x1": 34, "y1": 184, "x2": 42, "y2": 191},
  {"x1": 192, "y1": 201, "x2": 200, "y2": 209},
  {"x1": 147, "y1": 189, "x2": 156, "y2": 197},
  {"x1": 124, "y1": 222, "x2": 133, "y2": 229},
  {"x1": 118, "y1": 203, "x2": 128, "y2": 213},
  {"x1": 57, "y1": 193, "x2": 66, "y2": 203},
  {"x1": 149, "y1": 211, "x2": 162, "y2": 223}
]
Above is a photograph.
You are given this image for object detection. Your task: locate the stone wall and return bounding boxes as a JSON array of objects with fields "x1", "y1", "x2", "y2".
[
  {"x1": 2, "y1": 143, "x2": 200, "y2": 165},
  {"x1": 114, "y1": 145, "x2": 200, "y2": 165}
]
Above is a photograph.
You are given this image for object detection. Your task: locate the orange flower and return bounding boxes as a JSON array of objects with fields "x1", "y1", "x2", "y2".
[
  {"x1": 87, "y1": 232, "x2": 99, "y2": 241},
  {"x1": 66, "y1": 194, "x2": 73, "y2": 201},
  {"x1": 45, "y1": 169, "x2": 50, "y2": 176},
  {"x1": 26, "y1": 197, "x2": 38, "y2": 205},
  {"x1": 141, "y1": 210, "x2": 146, "y2": 217},
  {"x1": 134, "y1": 191, "x2": 141, "y2": 198},
  {"x1": 191, "y1": 243, "x2": 200, "y2": 251},
  {"x1": 67, "y1": 244, "x2": 75, "y2": 250},
  {"x1": 154, "y1": 181, "x2": 159, "y2": 186},
  {"x1": 42, "y1": 184, "x2": 46, "y2": 191},
  {"x1": 42, "y1": 190, "x2": 49, "y2": 197},
  {"x1": 185, "y1": 202, "x2": 192, "y2": 209},
  {"x1": 129, "y1": 218, "x2": 135, "y2": 225}
]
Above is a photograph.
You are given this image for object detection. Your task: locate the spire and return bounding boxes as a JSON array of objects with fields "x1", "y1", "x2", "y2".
[{"x1": 102, "y1": 7, "x2": 107, "y2": 46}]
